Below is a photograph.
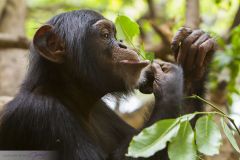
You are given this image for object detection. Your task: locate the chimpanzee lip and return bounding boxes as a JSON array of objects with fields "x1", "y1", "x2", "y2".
[{"x1": 119, "y1": 60, "x2": 150, "y2": 65}]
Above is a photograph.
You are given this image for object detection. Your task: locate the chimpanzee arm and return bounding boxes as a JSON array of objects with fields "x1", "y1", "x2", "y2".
[
  {"x1": 132, "y1": 28, "x2": 216, "y2": 160},
  {"x1": 171, "y1": 27, "x2": 217, "y2": 115},
  {"x1": 139, "y1": 28, "x2": 217, "y2": 125},
  {"x1": 143, "y1": 61, "x2": 183, "y2": 127},
  {"x1": 113, "y1": 60, "x2": 184, "y2": 160}
]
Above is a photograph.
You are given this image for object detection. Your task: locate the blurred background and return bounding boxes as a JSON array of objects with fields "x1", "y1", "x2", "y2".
[{"x1": 0, "y1": 0, "x2": 240, "y2": 159}]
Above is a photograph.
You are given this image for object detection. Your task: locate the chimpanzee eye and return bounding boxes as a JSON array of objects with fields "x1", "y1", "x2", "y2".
[{"x1": 103, "y1": 33, "x2": 109, "y2": 39}]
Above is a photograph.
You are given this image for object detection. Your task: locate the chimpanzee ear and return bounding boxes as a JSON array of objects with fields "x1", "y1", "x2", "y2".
[{"x1": 33, "y1": 25, "x2": 65, "y2": 63}]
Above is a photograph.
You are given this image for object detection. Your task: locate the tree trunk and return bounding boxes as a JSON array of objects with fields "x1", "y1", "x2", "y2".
[
  {"x1": 230, "y1": 6, "x2": 240, "y2": 30},
  {"x1": 225, "y1": 5, "x2": 240, "y2": 42},
  {"x1": 0, "y1": 0, "x2": 7, "y2": 17},
  {"x1": 185, "y1": 0, "x2": 200, "y2": 29},
  {"x1": 0, "y1": 0, "x2": 28, "y2": 96}
]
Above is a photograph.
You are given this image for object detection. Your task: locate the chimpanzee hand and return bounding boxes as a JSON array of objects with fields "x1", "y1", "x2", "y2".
[
  {"x1": 151, "y1": 60, "x2": 183, "y2": 101},
  {"x1": 139, "y1": 60, "x2": 183, "y2": 100},
  {"x1": 138, "y1": 60, "x2": 183, "y2": 122},
  {"x1": 171, "y1": 27, "x2": 217, "y2": 81}
]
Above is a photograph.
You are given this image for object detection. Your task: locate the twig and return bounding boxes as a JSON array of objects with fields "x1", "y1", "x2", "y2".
[
  {"x1": 146, "y1": 0, "x2": 156, "y2": 19},
  {"x1": 186, "y1": 95, "x2": 240, "y2": 136},
  {"x1": 150, "y1": 22, "x2": 172, "y2": 46},
  {"x1": 0, "y1": 33, "x2": 29, "y2": 49}
]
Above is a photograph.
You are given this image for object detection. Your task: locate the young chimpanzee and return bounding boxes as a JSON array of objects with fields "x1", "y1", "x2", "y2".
[{"x1": 0, "y1": 10, "x2": 216, "y2": 160}]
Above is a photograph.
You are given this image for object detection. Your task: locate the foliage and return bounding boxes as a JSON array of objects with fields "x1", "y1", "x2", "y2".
[
  {"x1": 210, "y1": 25, "x2": 240, "y2": 105},
  {"x1": 221, "y1": 117, "x2": 240, "y2": 153},
  {"x1": 127, "y1": 96, "x2": 240, "y2": 159},
  {"x1": 168, "y1": 121, "x2": 196, "y2": 160},
  {"x1": 115, "y1": 15, "x2": 140, "y2": 44},
  {"x1": 127, "y1": 119, "x2": 179, "y2": 158},
  {"x1": 195, "y1": 115, "x2": 222, "y2": 155},
  {"x1": 115, "y1": 15, "x2": 154, "y2": 61},
  {"x1": 25, "y1": 1, "x2": 240, "y2": 159},
  {"x1": 26, "y1": 0, "x2": 146, "y2": 38}
]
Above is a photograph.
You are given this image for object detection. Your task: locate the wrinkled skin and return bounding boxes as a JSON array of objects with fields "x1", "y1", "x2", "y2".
[
  {"x1": 139, "y1": 27, "x2": 216, "y2": 124},
  {"x1": 172, "y1": 27, "x2": 216, "y2": 80},
  {"x1": 139, "y1": 27, "x2": 216, "y2": 98},
  {"x1": 136, "y1": 28, "x2": 217, "y2": 159}
]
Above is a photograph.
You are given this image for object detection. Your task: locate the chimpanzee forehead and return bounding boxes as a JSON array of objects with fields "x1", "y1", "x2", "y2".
[
  {"x1": 93, "y1": 19, "x2": 115, "y2": 31},
  {"x1": 48, "y1": 10, "x2": 105, "y2": 26}
]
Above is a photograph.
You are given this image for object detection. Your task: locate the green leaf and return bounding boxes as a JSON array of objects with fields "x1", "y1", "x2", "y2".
[
  {"x1": 144, "y1": 52, "x2": 155, "y2": 62},
  {"x1": 168, "y1": 121, "x2": 197, "y2": 160},
  {"x1": 115, "y1": 16, "x2": 155, "y2": 61},
  {"x1": 221, "y1": 118, "x2": 240, "y2": 153},
  {"x1": 139, "y1": 47, "x2": 146, "y2": 59},
  {"x1": 214, "y1": 0, "x2": 221, "y2": 4},
  {"x1": 195, "y1": 115, "x2": 222, "y2": 156},
  {"x1": 127, "y1": 119, "x2": 180, "y2": 158},
  {"x1": 178, "y1": 113, "x2": 196, "y2": 122},
  {"x1": 115, "y1": 15, "x2": 140, "y2": 44},
  {"x1": 139, "y1": 45, "x2": 155, "y2": 61}
]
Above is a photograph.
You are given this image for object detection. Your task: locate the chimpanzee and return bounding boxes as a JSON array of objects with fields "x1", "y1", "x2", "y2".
[{"x1": 0, "y1": 10, "x2": 216, "y2": 160}]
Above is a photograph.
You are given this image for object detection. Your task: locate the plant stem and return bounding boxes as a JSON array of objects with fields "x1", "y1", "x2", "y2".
[
  {"x1": 186, "y1": 95, "x2": 226, "y2": 115},
  {"x1": 193, "y1": 111, "x2": 228, "y2": 118},
  {"x1": 185, "y1": 94, "x2": 240, "y2": 136},
  {"x1": 119, "y1": 23, "x2": 146, "y2": 59}
]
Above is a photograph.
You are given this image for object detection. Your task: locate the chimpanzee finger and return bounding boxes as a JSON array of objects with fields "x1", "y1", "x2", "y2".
[
  {"x1": 171, "y1": 27, "x2": 192, "y2": 55},
  {"x1": 151, "y1": 61, "x2": 163, "y2": 77},
  {"x1": 195, "y1": 50, "x2": 215, "y2": 80},
  {"x1": 204, "y1": 50, "x2": 214, "y2": 67},
  {"x1": 177, "y1": 30, "x2": 204, "y2": 64},
  {"x1": 138, "y1": 65, "x2": 154, "y2": 94},
  {"x1": 184, "y1": 44, "x2": 197, "y2": 70},
  {"x1": 196, "y1": 38, "x2": 215, "y2": 67},
  {"x1": 193, "y1": 33, "x2": 210, "y2": 46},
  {"x1": 188, "y1": 33, "x2": 210, "y2": 69}
]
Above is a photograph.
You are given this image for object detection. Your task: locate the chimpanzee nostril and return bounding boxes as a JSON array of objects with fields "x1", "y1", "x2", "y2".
[{"x1": 118, "y1": 42, "x2": 127, "y2": 49}]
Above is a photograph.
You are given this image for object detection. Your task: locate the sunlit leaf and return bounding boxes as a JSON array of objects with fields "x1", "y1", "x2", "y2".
[
  {"x1": 144, "y1": 52, "x2": 154, "y2": 62},
  {"x1": 127, "y1": 119, "x2": 180, "y2": 158},
  {"x1": 195, "y1": 115, "x2": 222, "y2": 156},
  {"x1": 177, "y1": 113, "x2": 196, "y2": 122},
  {"x1": 140, "y1": 45, "x2": 155, "y2": 61},
  {"x1": 115, "y1": 15, "x2": 155, "y2": 61},
  {"x1": 115, "y1": 15, "x2": 140, "y2": 44},
  {"x1": 221, "y1": 118, "x2": 240, "y2": 153},
  {"x1": 168, "y1": 121, "x2": 197, "y2": 160}
]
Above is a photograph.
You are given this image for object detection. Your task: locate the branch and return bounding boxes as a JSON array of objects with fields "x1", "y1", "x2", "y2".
[
  {"x1": 146, "y1": 0, "x2": 156, "y2": 19},
  {"x1": 142, "y1": 21, "x2": 174, "y2": 61},
  {"x1": 150, "y1": 21, "x2": 173, "y2": 46},
  {"x1": 0, "y1": 33, "x2": 30, "y2": 49},
  {"x1": 137, "y1": 0, "x2": 156, "y2": 43},
  {"x1": 138, "y1": 1, "x2": 174, "y2": 61},
  {"x1": 145, "y1": 43, "x2": 174, "y2": 62},
  {"x1": 0, "y1": 0, "x2": 7, "y2": 17},
  {"x1": 187, "y1": 95, "x2": 240, "y2": 136},
  {"x1": 225, "y1": 5, "x2": 240, "y2": 42},
  {"x1": 185, "y1": 0, "x2": 200, "y2": 29},
  {"x1": 230, "y1": 6, "x2": 240, "y2": 30}
]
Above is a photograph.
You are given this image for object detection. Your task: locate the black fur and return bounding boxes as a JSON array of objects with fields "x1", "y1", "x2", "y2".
[{"x1": 0, "y1": 10, "x2": 183, "y2": 160}]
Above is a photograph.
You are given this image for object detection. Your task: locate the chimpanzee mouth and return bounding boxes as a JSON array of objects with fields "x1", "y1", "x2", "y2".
[{"x1": 119, "y1": 60, "x2": 150, "y2": 67}]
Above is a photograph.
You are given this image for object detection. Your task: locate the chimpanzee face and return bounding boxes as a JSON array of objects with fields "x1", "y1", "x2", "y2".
[
  {"x1": 32, "y1": 10, "x2": 149, "y2": 93},
  {"x1": 88, "y1": 19, "x2": 150, "y2": 89}
]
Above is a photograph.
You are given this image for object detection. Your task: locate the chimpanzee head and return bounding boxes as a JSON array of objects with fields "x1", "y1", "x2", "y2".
[{"x1": 32, "y1": 10, "x2": 149, "y2": 95}]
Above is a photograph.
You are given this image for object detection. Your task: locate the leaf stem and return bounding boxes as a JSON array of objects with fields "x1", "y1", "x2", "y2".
[
  {"x1": 193, "y1": 111, "x2": 227, "y2": 117},
  {"x1": 118, "y1": 23, "x2": 146, "y2": 59},
  {"x1": 185, "y1": 95, "x2": 240, "y2": 136}
]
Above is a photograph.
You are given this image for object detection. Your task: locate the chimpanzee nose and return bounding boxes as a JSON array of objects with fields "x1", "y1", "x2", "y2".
[{"x1": 118, "y1": 41, "x2": 127, "y2": 49}]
